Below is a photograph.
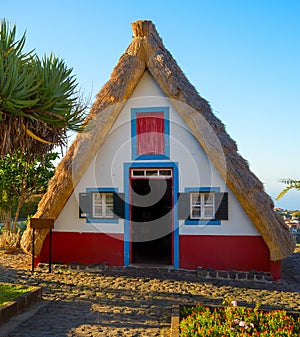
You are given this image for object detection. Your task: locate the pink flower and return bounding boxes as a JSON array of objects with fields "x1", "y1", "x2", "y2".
[
  {"x1": 231, "y1": 300, "x2": 238, "y2": 307},
  {"x1": 239, "y1": 321, "x2": 248, "y2": 328}
]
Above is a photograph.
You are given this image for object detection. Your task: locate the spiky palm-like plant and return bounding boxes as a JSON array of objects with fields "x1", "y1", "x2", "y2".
[
  {"x1": 276, "y1": 179, "x2": 300, "y2": 200},
  {"x1": 0, "y1": 19, "x2": 87, "y2": 157}
]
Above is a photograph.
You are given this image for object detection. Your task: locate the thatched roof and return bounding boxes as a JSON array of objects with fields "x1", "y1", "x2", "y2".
[{"x1": 21, "y1": 20, "x2": 295, "y2": 260}]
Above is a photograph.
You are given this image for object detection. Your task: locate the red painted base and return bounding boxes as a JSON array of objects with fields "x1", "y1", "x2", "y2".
[
  {"x1": 39, "y1": 232, "x2": 124, "y2": 266},
  {"x1": 179, "y1": 235, "x2": 281, "y2": 280},
  {"x1": 38, "y1": 232, "x2": 281, "y2": 280}
]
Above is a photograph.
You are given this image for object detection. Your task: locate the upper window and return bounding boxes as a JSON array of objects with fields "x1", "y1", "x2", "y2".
[
  {"x1": 92, "y1": 192, "x2": 114, "y2": 219},
  {"x1": 136, "y1": 112, "x2": 164, "y2": 156},
  {"x1": 131, "y1": 107, "x2": 169, "y2": 160}
]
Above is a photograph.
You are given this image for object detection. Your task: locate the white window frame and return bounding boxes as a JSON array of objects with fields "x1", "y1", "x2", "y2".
[
  {"x1": 92, "y1": 192, "x2": 114, "y2": 219},
  {"x1": 190, "y1": 192, "x2": 215, "y2": 219},
  {"x1": 131, "y1": 168, "x2": 172, "y2": 178}
]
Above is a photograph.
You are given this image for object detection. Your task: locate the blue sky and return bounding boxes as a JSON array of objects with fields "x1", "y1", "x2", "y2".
[{"x1": 2, "y1": 0, "x2": 300, "y2": 209}]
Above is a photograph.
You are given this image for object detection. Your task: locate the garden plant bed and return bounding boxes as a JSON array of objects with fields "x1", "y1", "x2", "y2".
[
  {"x1": 0, "y1": 283, "x2": 42, "y2": 326},
  {"x1": 171, "y1": 302, "x2": 300, "y2": 337}
]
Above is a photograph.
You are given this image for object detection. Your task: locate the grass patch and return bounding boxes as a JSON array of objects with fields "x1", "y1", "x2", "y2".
[{"x1": 0, "y1": 283, "x2": 32, "y2": 306}]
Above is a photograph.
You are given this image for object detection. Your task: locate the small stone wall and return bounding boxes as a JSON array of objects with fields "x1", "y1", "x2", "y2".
[
  {"x1": 196, "y1": 267, "x2": 274, "y2": 283},
  {"x1": 38, "y1": 263, "x2": 274, "y2": 283},
  {"x1": 38, "y1": 262, "x2": 108, "y2": 272}
]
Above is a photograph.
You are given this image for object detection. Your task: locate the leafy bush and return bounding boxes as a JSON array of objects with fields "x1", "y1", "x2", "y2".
[{"x1": 180, "y1": 301, "x2": 300, "y2": 336}]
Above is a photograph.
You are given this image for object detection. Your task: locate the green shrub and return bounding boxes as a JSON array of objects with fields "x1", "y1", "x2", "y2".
[{"x1": 180, "y1": 302, "x2": 300, "y2": 336}]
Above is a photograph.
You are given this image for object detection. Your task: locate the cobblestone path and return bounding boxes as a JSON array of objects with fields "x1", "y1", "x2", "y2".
[{"x1": 0, "y1": 249, "x2": 300, "y2": 336}]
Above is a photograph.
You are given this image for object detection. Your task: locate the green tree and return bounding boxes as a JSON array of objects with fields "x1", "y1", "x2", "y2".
[
  {"x1": 0, "y1": 19, "x2": 87, "y2": 158},
  {"x1": 0, "y1": 151, "x2": 58, "y2": 233},
  {"x1": 276, "y1": 179, "x2": 300, "y2": 200},
  {"x1": 15, "y1": 195, "x2": 41, "y2": 220}
]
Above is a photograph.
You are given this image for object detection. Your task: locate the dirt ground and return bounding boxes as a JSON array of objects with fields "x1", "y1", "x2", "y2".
[{"x1": 0, "y1": 245, "x2": 300, "y2": 336}]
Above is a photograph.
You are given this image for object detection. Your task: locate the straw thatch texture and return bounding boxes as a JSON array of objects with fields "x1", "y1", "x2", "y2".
[{"x1": 21, "y1": 20, "x2": 295, "y2": 260}]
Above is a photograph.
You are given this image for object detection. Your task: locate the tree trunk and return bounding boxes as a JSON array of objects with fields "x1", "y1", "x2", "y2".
[
  {"x1": 13, "y1": 199, "x2": 24, "y2": 234},
  {"x1": 4, "y1": 209, "x2": 12, "y2": 233}
]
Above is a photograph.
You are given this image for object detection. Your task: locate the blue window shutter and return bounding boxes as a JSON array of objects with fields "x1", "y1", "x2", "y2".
[
  {"x1": 214, "y1": 192, "x2": 228, "y2": 220},
  {"x1": 113, "y1": 193, "x2": 125, "y2": 219},
  {"x1": 79, "y1": 192, "x2": 91, "y2": 218},
  {"x1": 177, "y1": 193, "x2": 190, "y2": 220}
]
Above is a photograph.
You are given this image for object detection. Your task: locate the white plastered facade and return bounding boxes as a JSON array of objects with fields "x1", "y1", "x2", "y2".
[{"x1": 54, "y1": 71, "x2": 260, "y2": 237}]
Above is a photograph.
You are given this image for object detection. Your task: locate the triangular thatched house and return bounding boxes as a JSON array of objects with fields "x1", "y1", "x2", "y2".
[{"x1": 21, "y1": 20, "x2": 294, "y2": 280}]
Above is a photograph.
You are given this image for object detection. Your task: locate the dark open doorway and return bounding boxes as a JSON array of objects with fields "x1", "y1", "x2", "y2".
[{"x1": 131, "y1": 177, "x2": 173, "y2": 265}]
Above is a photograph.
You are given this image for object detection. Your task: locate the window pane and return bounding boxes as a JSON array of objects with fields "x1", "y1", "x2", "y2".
[
  {"x1": 93, "y1": 193, "x2": 102, "y2": 204},
  {"x1": 132, "y1": 170, "x2": 144, "y2": 176},
  {"x1": 106, "y1": 207, "x2": 114, "y2": 218},
  {"x1": 192, "y1": 206, "x2": 201, "y2": 218},
  {"x1": 191, "y1": 193, "x2": 201, "y2": 206},
  {"x1": 204, "y1": 206, "x2": 214, "y2": 218},
  {"x1": 146, "y1": 170, "x2": 158, "y2": 176},
  {"x1": 105, "y1": 193, "x2": 113, "y2": 204},
  {"x1": 94, "y1": 205, "x2": 103, "y2": 217},
  {"x1": 204, "y1": 193, "x2": 214, "y2": 205},
  {"x1": 159, "y1": 169, "x2": 172, "y2": 176}
]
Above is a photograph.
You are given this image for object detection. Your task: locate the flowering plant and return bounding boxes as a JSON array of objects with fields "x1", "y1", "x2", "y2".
[{"x1": 180, "y1": 299, "x2": 300, "y2": 336}]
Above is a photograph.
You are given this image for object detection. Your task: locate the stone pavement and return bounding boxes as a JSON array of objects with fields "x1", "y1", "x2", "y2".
[{"x1": 0, "y1": 248, "x2": 300, "y2": 336}]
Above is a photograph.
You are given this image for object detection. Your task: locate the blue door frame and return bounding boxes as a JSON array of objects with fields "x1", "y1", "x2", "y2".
[{"x1": 123, "y1": 161, "x2": 179, "y2": 268}]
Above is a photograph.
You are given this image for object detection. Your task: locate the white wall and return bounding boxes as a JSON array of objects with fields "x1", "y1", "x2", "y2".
[{"x1": 54, "y1": 71, "x2": 259, "y2": 236}]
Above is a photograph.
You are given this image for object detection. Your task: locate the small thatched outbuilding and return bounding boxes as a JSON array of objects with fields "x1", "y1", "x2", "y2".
[{"x1": 21, "y1": 20, "x2": 294, "y2": 280}]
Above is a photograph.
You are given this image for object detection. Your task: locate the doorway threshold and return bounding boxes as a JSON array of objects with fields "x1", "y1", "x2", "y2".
[{"x1": 129, "y1": 263, "x2": 174, "y2": 270}]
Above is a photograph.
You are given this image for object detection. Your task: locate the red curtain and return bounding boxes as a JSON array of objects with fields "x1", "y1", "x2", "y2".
[{"x1": 136, "y1": 112, "x2": 164, "y2": 155}]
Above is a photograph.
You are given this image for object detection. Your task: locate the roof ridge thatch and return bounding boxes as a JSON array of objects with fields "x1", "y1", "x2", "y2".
[{"x1": 21, "y1": 20, "x2": 295, "y2": 260}]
